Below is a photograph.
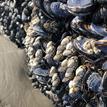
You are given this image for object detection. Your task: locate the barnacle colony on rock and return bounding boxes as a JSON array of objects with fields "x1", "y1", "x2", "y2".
[
  {"x1": 13, "y1": 14, "x2": 106, "y2": 107},
  {"x1": 21, "y1": 15, "x2": 107, "y2": 106}
]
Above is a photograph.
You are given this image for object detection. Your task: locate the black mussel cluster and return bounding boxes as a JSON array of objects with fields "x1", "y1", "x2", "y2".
[
  {"x1": 1, "y1": 0, "x2": 107, "y2": 107},
  {"x1": 0, "y1": 0, "x2": 33, "y2": 47},
  {"x1": 23, "y1": 15, "x2": 107, "y2": 107}
]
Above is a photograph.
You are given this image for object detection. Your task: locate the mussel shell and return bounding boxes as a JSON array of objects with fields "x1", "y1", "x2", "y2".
[
  {"x1": 32, "y1": 24, "x2": 48, "y2": 37},
  {"x1": 33, "y1": 68, "x2": 49, "y2": 77},
  {"x1": 102, "y1": 61, "x2": 107, "y2": 71},
  {"x1": 36, "y1": 76, "x2": 48, "y2": 84},
  {"x1": 87, "y1": 72, "x2": 102, "y2": 92}
]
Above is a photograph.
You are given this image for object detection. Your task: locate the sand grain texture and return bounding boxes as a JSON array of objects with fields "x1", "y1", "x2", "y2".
[{"x1": 0, "y1": 36, "x2": 53, "y2": 107}]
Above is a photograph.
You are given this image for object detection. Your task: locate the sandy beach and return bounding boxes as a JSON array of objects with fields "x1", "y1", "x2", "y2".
[{"x1": 0, "y1": 36, "x2": 54, "y2": 107}]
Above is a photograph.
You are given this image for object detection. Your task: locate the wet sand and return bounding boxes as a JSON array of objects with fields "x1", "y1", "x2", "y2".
[{"x1": 0, "y1": 36, "x2": 54, "y2": 107}]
